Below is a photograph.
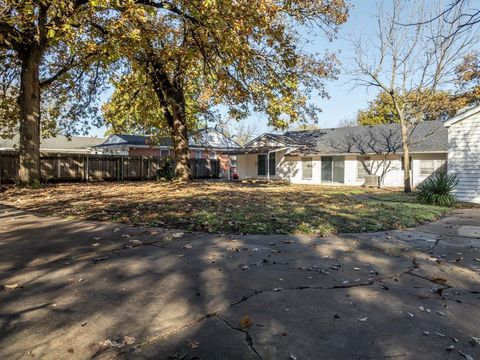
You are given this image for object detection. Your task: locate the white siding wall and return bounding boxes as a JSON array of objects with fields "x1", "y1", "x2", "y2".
[
  {"x1": 448, "y1": 114, "x2": 480, "y2": 203},
  {"x1": 238, "y1": 151, "x2": 448, "y2": 187},
  {"x1": 412, "y1": 153, "x2": 447, "y2": 186},
  {"x1": 283, "y1": 156, "x2": 322, "y2": 184}
]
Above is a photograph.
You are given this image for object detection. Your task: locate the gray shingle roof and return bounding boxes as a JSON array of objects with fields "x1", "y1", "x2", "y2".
[
  {"x1": 284, "y1": 120, "x2": 447, "y2": 155},
  {"x1": 0, "y1": 135, "x2": 106, "y2": 151},
  {"x1": 238, "y1": 121, "x2": 447, "y2": 155}
]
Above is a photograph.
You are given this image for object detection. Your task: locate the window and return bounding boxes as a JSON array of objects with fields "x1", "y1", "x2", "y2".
[
  {"x1": 195, "y1": 150, "x2": 202, "y2": 159},
  {"x1": 357, "y1": 157, "x2": 371, "y2": 181},
  {"x1": 269, "y1": 152, "x2": 276, "y2": 176},
  {"x1": 257, "y1": 154, "x2": 266, "y2": 176},
  {"x1": 420, "y1": 159, "x2": 436, "y2": 176},
  {"x1": 302, "y1": 157, "x2": 312, "y2": 179},
  {"x1": 160, "y1": 149, "x2": 170, "y2": 158}
]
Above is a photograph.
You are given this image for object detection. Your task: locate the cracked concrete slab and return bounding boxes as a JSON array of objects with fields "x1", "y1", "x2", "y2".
[{"x1": 0, "y1": 206, "x2": 479, "y2": 359}]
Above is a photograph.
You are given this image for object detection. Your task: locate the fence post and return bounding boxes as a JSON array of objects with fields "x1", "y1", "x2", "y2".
[
  {"x1": 117, "y1": 157, "x2": 120, "y2": 181},
  {"x1": 86, "y1": 155, "x2": 89, "y2": 182},
  {"x1": 121, "y1": 156, "x2": 124, "y2": 181}
]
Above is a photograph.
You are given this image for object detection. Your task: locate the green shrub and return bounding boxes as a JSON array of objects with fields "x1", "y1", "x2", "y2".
[
  {"x1": 417, "y1": 171, "x2": 458, "y2": 206},
  {"x1": 157, "y1": 158, "x2": 174, "y2": 181}
]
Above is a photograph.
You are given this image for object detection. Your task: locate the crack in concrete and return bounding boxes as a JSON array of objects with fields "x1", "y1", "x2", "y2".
[
  {"x1": 405, "y1": 270, "x2": 452, "y2": 288},
  {"x1": 216, "y1": 314, "x2": 263, "y2": 360}
]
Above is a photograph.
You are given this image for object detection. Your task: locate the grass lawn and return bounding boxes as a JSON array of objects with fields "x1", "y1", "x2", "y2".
[{"x1": 0, "y1": 181, "x2": 453, "y2": 235}]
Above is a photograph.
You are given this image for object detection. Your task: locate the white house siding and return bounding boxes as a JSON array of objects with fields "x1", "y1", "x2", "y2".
[
  {"x1": 282, "y1": 155, "x2": 322, "y2": 184},
  {"x1": 411, "y1": 153, "x2": 447, "y2": 186},
  {"x1": 238, "y1": 152, "x2": 448, "y2": 187},
  {"x1": 447, "y1": 114, "x2": 480, "y2": 203}
]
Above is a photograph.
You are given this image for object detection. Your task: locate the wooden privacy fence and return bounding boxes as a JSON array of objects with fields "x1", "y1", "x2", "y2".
[{"x1": 0, "y1": 152, "x2": 220, "y2": 183}]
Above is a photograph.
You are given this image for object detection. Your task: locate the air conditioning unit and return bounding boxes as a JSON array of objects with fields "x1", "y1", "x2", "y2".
[{"x1": 364, "y1": 175, "x2": 380, "y2": 187}]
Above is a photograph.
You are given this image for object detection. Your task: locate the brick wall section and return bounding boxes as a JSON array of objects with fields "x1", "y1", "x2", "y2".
[{"x1": 129, "y1": 147, "x2": 160, "y2": 156}]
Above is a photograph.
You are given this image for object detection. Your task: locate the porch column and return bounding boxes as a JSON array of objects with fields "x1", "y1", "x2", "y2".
[{"x1": 267, "y1": 151, "x2": 270, "y2": 181}]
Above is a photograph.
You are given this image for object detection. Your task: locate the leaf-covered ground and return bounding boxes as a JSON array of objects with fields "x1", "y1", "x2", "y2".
[{"x1": 0, "y1": 181, "x2": 451, "y2": 235}]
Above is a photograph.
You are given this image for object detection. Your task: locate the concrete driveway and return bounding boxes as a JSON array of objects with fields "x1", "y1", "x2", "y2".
[{"x1": 0, "y1": 205, "x2": 479, "y2": 360}]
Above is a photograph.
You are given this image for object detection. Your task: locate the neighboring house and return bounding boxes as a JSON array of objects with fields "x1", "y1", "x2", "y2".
[
  {"x1": 444, "y1": 104, "x2": 480, "y2": 204},
  {"x1": 0, "y1": 135, "x2": 106, "y2": 154},
  {"x1": 234, "y1": 120, "x2": 448, "y2": 187},
  {"x1": 95, "y1": 128, "x2": 242, "y2": 177}
]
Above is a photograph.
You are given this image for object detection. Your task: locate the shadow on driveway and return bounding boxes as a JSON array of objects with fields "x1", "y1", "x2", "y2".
[{"x1": 0, "y1": 205, "x2": 479, "y2": 359}]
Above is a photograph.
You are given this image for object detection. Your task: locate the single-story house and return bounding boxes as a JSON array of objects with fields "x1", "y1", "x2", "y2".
[
  {"x1": 444, "y1": 104, "x2": 480, "y2": 203},
  {"x1": 0, "y1": 135, "x2": 106, "y2": 154},
  {"x1": 234, "y1": 120, "x2": 448, "y2": 187},
  {"x1": 95, "y1": 128, "x2": 242, "y2": 177}
]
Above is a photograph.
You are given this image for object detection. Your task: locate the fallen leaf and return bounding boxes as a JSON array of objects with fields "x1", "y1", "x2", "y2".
[
  {"x1": 4, "y1": 284, "x2": 21, "y2": 290},
  {"x1": 432, "y1": 277, "x2": 448, "y2": 284},
  {"x1": 359, "y1": 317, "x2": 368, "y2": 322},
  {"x1": 181, "y1": 244, "x2": 193, "y2": 249},
  {"x1": 123, "y1": 336, "x2": 135, "y2": 345},
  {"x1": 470, "y1": 337, "x2": 480, "y2": 346},
  {"x1": 187, "y1": 340, "x2": 199, "y2": 349},
  {"x1": 172, "y1": 232, "x2": 184, "y2": 238},
  {"x1": 239, "y1": 315, "x2": 253, "y2": 328},
  {"x1": 101, "y1": 336, "x2": 135, "y2": 349}
]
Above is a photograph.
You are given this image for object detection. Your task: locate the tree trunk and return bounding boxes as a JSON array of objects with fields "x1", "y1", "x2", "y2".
[
  {"x1": 148, "y1": 59, "x2": 192, "y2": 181},
  {"x1": 171, "y1": 107, "x2": 192, "y2": 181},
  {"x1": 18, "y1": 49, "x2": 42, "y2": 186},
  {"x1": 400, "y1": 122, "x2": 412, "y2": 192}
]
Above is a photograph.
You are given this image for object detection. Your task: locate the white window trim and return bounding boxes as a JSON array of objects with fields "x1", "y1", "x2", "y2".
[{"x1": 356, "y1": 157, "x2": 371, "y2": 181}]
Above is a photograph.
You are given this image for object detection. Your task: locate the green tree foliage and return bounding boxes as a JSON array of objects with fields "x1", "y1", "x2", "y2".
[
  {"x1": 356, "y1": 91, "x2": 470, "y2": 126},
  {"x1": 0, "y1": 1, "x2": 111, "y2": 185}
]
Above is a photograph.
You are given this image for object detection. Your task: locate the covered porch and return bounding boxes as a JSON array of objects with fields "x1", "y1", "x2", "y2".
[{"x1": 233, "y1": 146, "x2": 292, "y2": 181}]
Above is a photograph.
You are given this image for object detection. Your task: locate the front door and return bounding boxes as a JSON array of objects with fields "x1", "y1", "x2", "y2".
[{"x1": 321, "y1": 156, "x2": 332, "y2": 182}]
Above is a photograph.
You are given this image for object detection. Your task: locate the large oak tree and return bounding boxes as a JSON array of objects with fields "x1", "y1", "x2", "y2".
[
  {"x1": 0, "y1": 0, "x2": 108, "y2": 185},
  {"x1": 104, "y1": 0, "x2": 349, "y2": 180}
]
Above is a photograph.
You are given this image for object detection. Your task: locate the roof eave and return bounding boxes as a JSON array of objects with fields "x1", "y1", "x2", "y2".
[{"x1": 444, "y1": 104, "x2": 480, "y2": 127}]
